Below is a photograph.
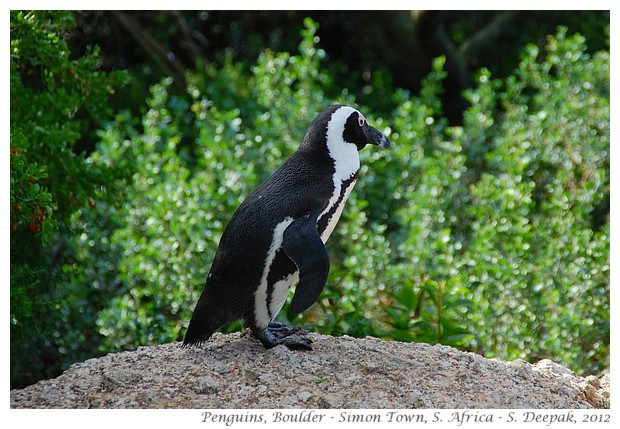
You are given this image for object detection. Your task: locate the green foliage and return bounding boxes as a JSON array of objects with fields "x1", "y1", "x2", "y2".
[
  {"x1": 9, "y1": 131, "x2": 55, "y2": 243},
  {"x1": 71, "y1": 21, "x2": 608, "y2": 376},
  {"x1": 382, "y1": 280, "x2": 473, "y2": 346},
  {"x1": 10, "y1": 10, "x2": 127, "y2": 388},
  {"x1": 458, "y1": 28, "x2": 610, "y2": 372},
  {"x1": 68, "y1": 19, "x2": 337, "y2": 352},
  {"x1": 12, "y1": 13, "x2": 609, "y2": 387}
]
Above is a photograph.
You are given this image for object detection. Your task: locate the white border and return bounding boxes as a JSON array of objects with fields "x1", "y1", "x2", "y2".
[{"x1": 4, "y1": 4, "x2": 617, "y2": 425}]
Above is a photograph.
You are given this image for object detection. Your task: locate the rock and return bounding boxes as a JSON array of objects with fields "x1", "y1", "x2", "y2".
[{"x1": 9, "y1": 332, "x2": 609, "y2": 409}]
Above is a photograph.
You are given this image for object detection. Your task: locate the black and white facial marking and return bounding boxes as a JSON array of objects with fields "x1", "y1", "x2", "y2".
[{"x1": 318, "y1": 106, "x2": 365, "y2": 242}]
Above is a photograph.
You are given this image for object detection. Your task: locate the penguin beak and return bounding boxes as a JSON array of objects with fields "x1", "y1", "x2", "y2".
[{"x1": 363, "y1": 123, "x2": 391, "y2": 149}]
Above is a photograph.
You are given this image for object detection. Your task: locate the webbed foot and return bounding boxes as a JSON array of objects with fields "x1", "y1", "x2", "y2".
[
  {"x1": 253, "y1": 323, "x2": 313, "y2": 351},
  {"x1": 267, "y1": 322, "x2": 302, "y2": 336}
]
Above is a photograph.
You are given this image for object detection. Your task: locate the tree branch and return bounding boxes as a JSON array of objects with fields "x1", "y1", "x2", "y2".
[
  {"x1": 111, "y1": 11, "x2": 186, "y2": 90},
  {"x1": 459, "y1": 11, "x2": 520, "y2": 65}
]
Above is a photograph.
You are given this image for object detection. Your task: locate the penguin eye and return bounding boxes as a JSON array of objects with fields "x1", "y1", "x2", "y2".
[{"x1": 358, "y1": 114, "x2": 366, "y2": 127}]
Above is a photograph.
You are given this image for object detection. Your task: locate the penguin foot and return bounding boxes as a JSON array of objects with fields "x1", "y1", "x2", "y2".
[
  {"x1": 267, "y1": 322, "x2": 303, "y2": 337},
  {"x1": 254, "y1": 325, "x2": 313, "y2": 351}
]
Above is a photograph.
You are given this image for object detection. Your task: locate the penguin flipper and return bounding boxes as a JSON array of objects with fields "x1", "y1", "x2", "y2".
[{"x1": 282, "y1": 213, "x2": 330, "y2": 315}]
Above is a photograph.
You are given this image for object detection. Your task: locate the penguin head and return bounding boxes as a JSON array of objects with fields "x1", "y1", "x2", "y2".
[
  {"x1": 341, "y1": 107, "x2": 392, "y2": 151},
  {"x1": 301, "y1": 105, "x2": 391, "y2": 153}
]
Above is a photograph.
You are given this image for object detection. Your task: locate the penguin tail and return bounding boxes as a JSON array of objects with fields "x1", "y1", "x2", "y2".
[
  {"x1": 182, "y1": 302, "x2": 219, "y2": 347},
  {"x1": 182, "y1": 322, "x2": 216, "y2": 347},
  {"x1": 182, "y1": 291, "x2": 234, "y2": 347}
]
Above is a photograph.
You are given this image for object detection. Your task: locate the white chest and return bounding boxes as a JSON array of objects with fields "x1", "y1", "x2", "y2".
[{"x1": 319, "y1": 178, "x2": 357, "y2": 243}]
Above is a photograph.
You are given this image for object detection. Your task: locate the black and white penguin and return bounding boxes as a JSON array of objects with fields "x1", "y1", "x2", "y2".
[{"x1": 183, "y1": 105, "x2": 390, "y2": 350}]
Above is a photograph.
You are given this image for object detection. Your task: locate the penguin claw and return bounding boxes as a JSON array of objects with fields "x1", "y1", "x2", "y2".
[
  {"x1": 253, "y1": 325, "x2": 313, "y2": 351},
  {"x1": 267, "y1": 322, "x2": 303, "y2": 338},
  {"x1": 282, "y1": 337, "x2": 313, "y2": 351},
  {"x1": 267, "y1": 321, "x2": 289, "y2": 331}
]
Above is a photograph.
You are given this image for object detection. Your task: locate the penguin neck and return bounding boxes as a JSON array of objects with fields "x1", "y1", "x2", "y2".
[
  {"x1": 318, "y1": 174, "x2": 358, "y2": 243},
  {"x1": 320, "y1": 138, "x2": 359, "y2": 242},
  {"x1": 316, "y1": 106, "x2": 362, "y2": 242}
]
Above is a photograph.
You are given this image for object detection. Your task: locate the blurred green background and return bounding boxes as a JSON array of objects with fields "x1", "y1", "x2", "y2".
[{"x1": 10, "y1": 10, "x2": 609, "y2": 389}]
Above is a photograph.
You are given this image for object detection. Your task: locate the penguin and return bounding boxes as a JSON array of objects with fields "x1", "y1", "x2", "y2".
[{"x1": 183, "y1": 105, "x2": 390, "y2": 350}]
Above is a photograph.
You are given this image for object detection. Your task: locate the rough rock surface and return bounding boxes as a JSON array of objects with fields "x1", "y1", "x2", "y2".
[{"x1": 10, "y1": 332, "x2": 609, "y2": 409}]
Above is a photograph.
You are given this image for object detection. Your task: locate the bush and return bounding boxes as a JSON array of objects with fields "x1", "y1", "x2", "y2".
[
  {"x1": 26, "y1": 18, "x2": 609, "y2": 383},
  {"x1": 459, "y1": 28, "x2": 610, "y2": 372},
  {"x1": 67, "y1": 19, "x2": 338, "y2": 352},
  {"x1": 10, "y1": 10, "x2": 127, "y2": 388}
]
